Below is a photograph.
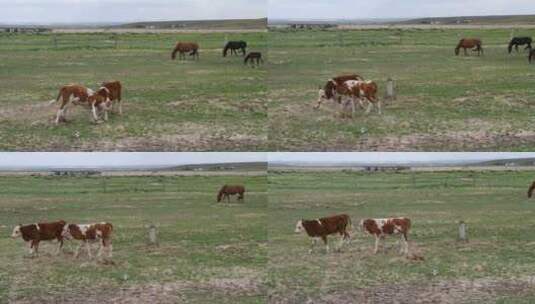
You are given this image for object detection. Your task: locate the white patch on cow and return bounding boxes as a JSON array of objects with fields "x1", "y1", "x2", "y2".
[
  {"x1": 99, "y1": 87, "x2": 110, "y2": 94},
  {"x1": 316, "y1": 219, "x2": 322, "y2": 227},
  {"x1": 86, "y1": 88, "x2": 94, "y2": 96},
  {"x1": 11, "y1": 225, "x2": 21, "y2": 238},
  {"x1": 78, "y1": 224, "x2": 91, "y2": 236},
  {"x1": 34, "y1": 223, "x2": 40, "y2": 231},
  {"x1": 294, "y1": 220, "x2": 304, "y2": 233}
]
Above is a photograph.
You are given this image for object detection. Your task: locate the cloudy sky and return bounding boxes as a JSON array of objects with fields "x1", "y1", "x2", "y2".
[
  {"x1": 0, "y1": 0, "x2": 267, "y2": 24},
  {"x1": 0, "y1": 153, "x2": 534, "y2": 170},
  {"x1": 0, "y1": 153, "x2": 267, "y2": 170},
  {"x1": 269, "y1": 0, "x2": 535, "y2": 20},
  {"x1": 269, "y1": 152, "x2": 535, "y2": 166}
]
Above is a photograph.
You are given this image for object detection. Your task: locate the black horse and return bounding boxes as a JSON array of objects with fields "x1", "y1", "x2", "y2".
[
  {"x1": 244, "y1": 52, "x2": 263, "y2": 67},
  {"x1": 508, "y1": 37, "x2": 532, "y2": 53},
  {"x1": 223, "y1": 40, "x2": 247, "y2": 57}
]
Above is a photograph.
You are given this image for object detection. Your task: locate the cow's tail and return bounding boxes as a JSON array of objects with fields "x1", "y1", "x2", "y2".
[
  {"x1": 171, "y1": 46, "x2": 178, "y2": 60},
  {"x1": 49, "y1": 89, "x2": 63, "y2": 104}
]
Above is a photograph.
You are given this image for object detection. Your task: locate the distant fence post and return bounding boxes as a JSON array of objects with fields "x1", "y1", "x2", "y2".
[
  {"x1": 458, "y1": 221, "x2": 468, "y2": 242},
  {"x1": 148, "y1": 224, "x2": 159, "y2": 246},
  {"x1": 385, "y1": 77, "x2": 396, "y2": 102}
]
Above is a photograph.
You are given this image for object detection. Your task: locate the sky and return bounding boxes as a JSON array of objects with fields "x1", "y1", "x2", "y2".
[
  {"x1": 269, "y1": 0, "x2": 535, "y2": 20},
  {"x1": 0, "y1": 0, "x2": 267, "y2": 24},
  {"x1": 0, "y1": 153, "x2": 267, "y2": 170},
  {"x1": 269, "y1": 152, "x2": 535, "y2": 165},
  {"x1": 0, "y1": 153, "x2": 534, "y2": 170}
]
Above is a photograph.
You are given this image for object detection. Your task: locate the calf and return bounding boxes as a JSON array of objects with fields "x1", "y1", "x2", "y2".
[
  {"x1": 11, "y1": 220, "x2": 66, "y2": 256},
  {"x1": 101, "y1": 80, "x2": 123, "y2": 116},
  {"x1": 50, "y1": 84, "x2": 94, "y2": 124},
  {"x1": 62, "y1": 222, "x2": 114, "y2": 259},
  {"x1": 294, "y1": 214, "x2": 351, "y2": 253},
  {"x1": 360, "y1": 217, "x2": 410, "y2": 255},
  {"x1": 343, "y1": 80, "x2": 381, "y2": 115},
  {"x1": 315, "y1": 74, "x2": 363, "y2": 109}
]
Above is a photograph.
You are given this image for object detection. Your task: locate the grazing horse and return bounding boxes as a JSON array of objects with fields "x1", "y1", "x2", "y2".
[
  {"x1": 509, "y1": 37, "x2": 532, "y2": 53},
  {"x1": 315, "y1": 74, "x2": 363, "y2": 109},
  {"x1": 455, "y1": 38, "x2": 483, "y2": 56},
  {"x1": 171, "y1": 42, "x2": 199, "y2": 60},
  {"x1": 217, "y1": 185, "x2": 245, "y2": 203},
  {"x1": 528, "y1": 181, "x2": 535, "y2": 198},
  {"x1": 223, "y1": 40, "x2": 247, "y2": 57},
  {"x1": 244, "y1": 52, "x2": 263, "y2": 67},
  {"x1": 529, "y1": 49, "x2": 535, "y2": 64}
]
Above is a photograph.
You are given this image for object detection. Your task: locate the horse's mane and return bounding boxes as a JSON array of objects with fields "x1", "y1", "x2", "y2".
[{"x1": 528, "y1": 181, "x2": 535, "y2": 198}]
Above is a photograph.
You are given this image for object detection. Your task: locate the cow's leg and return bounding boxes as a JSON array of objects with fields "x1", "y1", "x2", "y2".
[
  {"x1": 91, "y1": 104, "x2": 99, "y2": 122},
  {"x1": 118, "y1": 100, "x2": 123, "y2": 116},
  {"x1": 365, "y1": 100, "x2": 373, "y2": 114},
  {"x1": 337, "y1": 235, "x2": 345, "y2": 251},
  {"x1": 56, "y1": 239, "x2": 63, "y2": 255},
  {"x1": 86, "y1": 241, "x2": 93, "y2": 258},
  {"x1": 516, "y1": 44, "x2": 519, "y2": 52},
  {"x1": 107, "y1": 242, "x2": 113, "y2": 258},
  {"x1": 27, "y1": 241, "x2": 34, "y2": 255},
  {"x1": 309, "y1": 238, "x2": 317, "y2": 253},
  {"x1": 32, "y1": 240, "x2": 39, "y2": 256},
  {"x1": 350, "y1": 97, "x2": 356, "y2": 118},
  {"x1": 74, "y1": 243, "x2": 83, "y2": 258},
  {"x1": 321, "y1": 236, "x2": 329, "y2": 253},
  {"x1": 377, "y1": 100, "x2": 382, "y2": 115},
  {"x1": 374, "y1": 235, "x2": 380, "y2": 254},
  {"x1": 464, "y1": 48, "x2": 468, "y2": 56}
]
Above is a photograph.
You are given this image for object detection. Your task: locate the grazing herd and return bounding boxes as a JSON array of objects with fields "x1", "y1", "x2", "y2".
[
  {"x1": 50, "y1": 39, "x2": 261, "y2": 125},
  {"x1": 11, "y1": 184, "x2": 245, "y2": 257},
  {"x1": 295, "y1": 214, "x2": 412, "y2": 256},
  {"x1": 315, "y1": 35, "x2": 535, "y2": 118}
]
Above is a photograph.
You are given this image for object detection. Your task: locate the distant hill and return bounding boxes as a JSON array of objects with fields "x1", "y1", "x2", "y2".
[
  {"x1": 474, "y1": 158, "x2": 535, "y2": 167},
  {"x1": 398, "y1": 14, "x2": 535, "y2": 25},
  {"x1": 115, "y1": 18, "x2": 267, "y2": 30}
]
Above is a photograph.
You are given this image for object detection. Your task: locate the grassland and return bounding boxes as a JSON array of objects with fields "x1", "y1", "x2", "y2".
[
  {"x1": 268, "y1": 28, "x2": 535, "y2": 151},
  {"x1": 0, "y1": 173, "x2": 267, "y2": 303},
  {"x1": 0, "y1": 31, "x2": 267, "y2": 151},
  {"x1": 268, "y1": 170, "x2": 535, "y2": 303}
]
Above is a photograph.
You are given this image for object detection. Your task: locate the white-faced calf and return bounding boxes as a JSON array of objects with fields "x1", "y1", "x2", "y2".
[
  {"x1": 294, "y1": 214, "x2": 351, "y2": 253},
  {"x1": 11, "y1": 220, "x2": 66, "y2": 256}
]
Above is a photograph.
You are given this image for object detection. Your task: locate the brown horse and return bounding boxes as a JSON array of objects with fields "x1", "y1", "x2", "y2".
[
  {"x1": 528, "y1": 181, "x2": 535, "y2": 198},
  {"x1": 171, "y1": 42, "x2": 199, "y2": 60},
  {"x1": 217, "y1": 185, "x2": 245, "y2": 203},
  {"x1": 455, "y1": 38, "x2": 483, "y2": 56}
]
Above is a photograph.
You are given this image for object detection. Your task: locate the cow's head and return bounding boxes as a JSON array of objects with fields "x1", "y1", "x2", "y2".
[
  {"x1": 11, "y1": 225, "x2": 21, "y2": 238},
  {"x1": 294, "y1": 220, "x2": 304, "y2": 233}
]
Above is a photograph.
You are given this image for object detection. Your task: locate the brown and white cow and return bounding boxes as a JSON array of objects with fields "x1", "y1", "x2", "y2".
[
  {"x1": 100, "y1": 80, "x2": 123, "y2": 116},
  {"x1": 360, "y1": 217, "x2": 411, "y2": 255},
  {"x1": 315, "y1": 74, "x2": 363, "y2": 109},
  {"x1": 340, "y1": 80, "x2": 381, "y2": 116},
  {"x1": 62, "y1": 222, "x2": 114, "y2": 259},
  {"x1": 50, "y1": 84, "x2": 95, "y2": 124},
  {"x1": 11, "y1": 220, "x2": 66, "y2": 256},
  {"x1": 294, "y1": 214, "x2": 351, "y2": 253}
]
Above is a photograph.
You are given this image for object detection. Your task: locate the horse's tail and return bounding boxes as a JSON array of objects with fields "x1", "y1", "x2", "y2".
[{"x1": 49, "y1": 88, "x2": 63, "y2": 104}]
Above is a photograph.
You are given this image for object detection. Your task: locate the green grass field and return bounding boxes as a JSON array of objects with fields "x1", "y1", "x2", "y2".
[
  {"x1": 268, "y1": 28, "x2": 535, "y2": 151},
  {"x1": 0, "y1": 31, "x2": 267, "y2": 151},
  {"x1": 268, "y1": 170, "x2": 535, "y2": 303},
  {"x1": 0, "y1": 174, "x2": 267, "y2": 303}
]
